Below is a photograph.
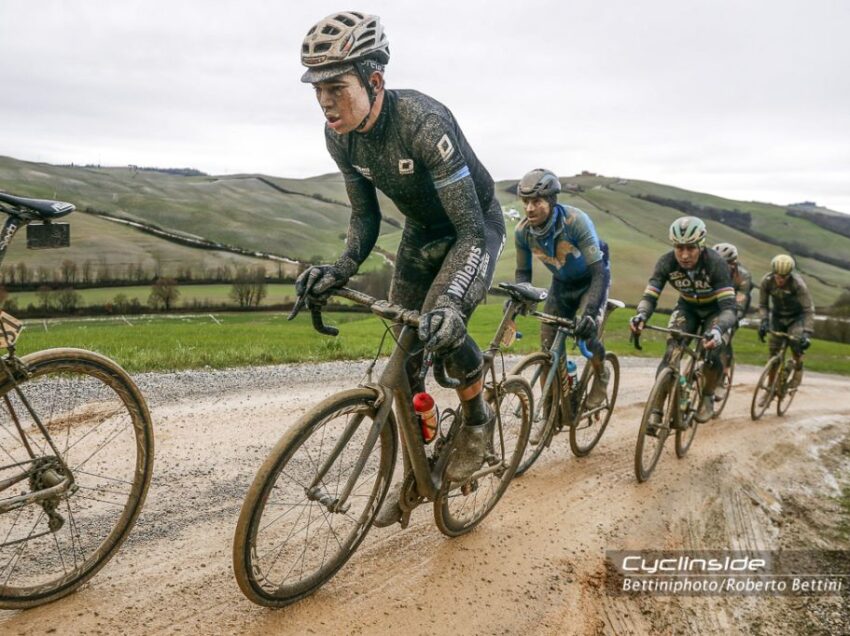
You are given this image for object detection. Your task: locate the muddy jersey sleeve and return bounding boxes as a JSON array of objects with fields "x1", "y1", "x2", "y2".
[
  {"x1": 514, "y1": 221, "x2": 532, "y2": 284},
  {"x1": 707, "y1": 255, "x2": 737, "y2": 333},
  {"x1": 734, "y1": 265, "x2": 753, "y2": 319},
  {"x1": 325, "y1": 129, "x2": 382, "y2": 278},
  {"x1": 411, "y1": 113, "x2": 487, "y2": 311},
  {"x1": 793, "y1": 274, "x2": 816, "y2": 332},
  {"x1": 636, "y1": 253, "x2": 673, "y2": 319},
  {"x1": 570, "y1": 210, "x2": 604, "y2": 266},
  {"x1": 758, "y1": 274, "x2": 772, "y2": 322}
]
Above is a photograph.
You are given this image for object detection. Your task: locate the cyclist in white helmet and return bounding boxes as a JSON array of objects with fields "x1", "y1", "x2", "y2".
[
  {"x1": 296, "y1": 12, "x2": 506, "y2": 527},
  {"x1": 629, "y1": 217, "x2": 736, "y2": 423}
]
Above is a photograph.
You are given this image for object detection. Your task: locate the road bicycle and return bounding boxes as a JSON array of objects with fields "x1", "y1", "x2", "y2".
[
  {"x1": 632, "y1": 324, "x2": 714, "y2": 483},
  {"x1": 233, "y1": 286, "x2": 532, "y2": 607},
  {"x1": 0, "y1": 192, "x2": 154, "y2": 609},
  {"x1": 498, "y1": 283, "x2": 622, "y2": 474},
  {"x1": 751, "y1": 331, "x2": 804, "y2": 420}
]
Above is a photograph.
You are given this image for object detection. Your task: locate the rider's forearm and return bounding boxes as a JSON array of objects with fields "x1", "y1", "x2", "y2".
[
  {"x1": 334, "y1": 183, "x2": 382, "y2": 278},
  {"x1": 583, "y1": 260, "x2": 610, "y2": 317},
  {"x1": 431, "y1": 176, "x2": 487, "y2": 311}
]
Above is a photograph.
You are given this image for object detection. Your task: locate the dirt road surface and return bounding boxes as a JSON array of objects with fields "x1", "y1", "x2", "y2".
[{"x1": 2, "y1": 357, "x2": 849, "y2": 635}]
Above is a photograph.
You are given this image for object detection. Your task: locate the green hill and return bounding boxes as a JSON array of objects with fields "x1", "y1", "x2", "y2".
[{"x1": 0, "y1": 156, "x2": 846, "y2": 308}]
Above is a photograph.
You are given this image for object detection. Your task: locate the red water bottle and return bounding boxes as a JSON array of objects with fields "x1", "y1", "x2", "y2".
[{"x1": 413, "y1": 392, "x2": 438, "y2": 443}]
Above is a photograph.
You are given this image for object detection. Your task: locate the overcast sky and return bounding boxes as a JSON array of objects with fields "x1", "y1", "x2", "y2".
[{"x1": 2, "y1": 0, "x2": 849, "y2": 212}]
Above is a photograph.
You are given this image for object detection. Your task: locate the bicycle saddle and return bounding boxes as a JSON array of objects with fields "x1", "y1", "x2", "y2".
[
  {"x1": 497, "y1": 282, "x2": 548, "y2": 302},
  {"x1": 0, "y1": 192, "x2": 75, "y2": 219}
]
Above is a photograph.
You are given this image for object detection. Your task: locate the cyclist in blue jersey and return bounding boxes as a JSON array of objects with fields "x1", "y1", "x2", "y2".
[
  {"x1": 294, "y1": 12, "x2": 506, "y2": 526},
  {"x1": 514, "y1": 169, "x2": 611, "y2": 408}
]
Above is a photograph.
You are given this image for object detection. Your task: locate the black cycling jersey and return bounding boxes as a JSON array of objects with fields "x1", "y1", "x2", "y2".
[
  {"x1": 637, "y1": 248, "x2": 737, "y2": 333},
  {"x1": 325, "y1": 88, "x2": 504, "y2": 313},
  {"x1": 758, "y1": 271, "x2": 814, "y2": 332}
]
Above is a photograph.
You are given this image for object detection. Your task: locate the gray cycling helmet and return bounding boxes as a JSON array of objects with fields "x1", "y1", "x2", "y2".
[
  {"x1": 712, "y1": 242, "x2": 738, "y2": 263},
  {"x1": 301, "y1": 12, "x2": 390, "y2": 84},
  {"x1": 517, "y1": 169, "x2": 562, "y2": 199},
  {"x1": 669, "y1": 216, "x2": 707, "y2": 246}
]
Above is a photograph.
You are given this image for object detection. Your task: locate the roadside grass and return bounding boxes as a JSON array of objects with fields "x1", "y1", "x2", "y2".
[{"x1": 14, "y1": 304, "x2": 850, "y2": 375}]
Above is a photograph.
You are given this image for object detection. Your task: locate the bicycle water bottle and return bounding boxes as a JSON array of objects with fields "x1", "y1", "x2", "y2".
[
  {"x1": 566, "y1": 360, "x2": 578, "y2": 389},
  {"x1": 413, "y1": 392, "x2": 438, "y2": 443}
]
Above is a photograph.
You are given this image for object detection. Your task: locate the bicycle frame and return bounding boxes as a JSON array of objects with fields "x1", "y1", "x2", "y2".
[{"x1": 301, "y1": 288, "x2": 521, "y2": 514}]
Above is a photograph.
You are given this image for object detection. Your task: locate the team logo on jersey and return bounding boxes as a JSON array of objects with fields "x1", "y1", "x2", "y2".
[
  {"x1": 352, "y1": 165, "x2": 373, "y2": 180},
  {"x1": 437, "y1": 134, "x2": 455, "y2": 161},
  {"x1": 398, "y1": 159, "x2": 414, "y2": 175}
]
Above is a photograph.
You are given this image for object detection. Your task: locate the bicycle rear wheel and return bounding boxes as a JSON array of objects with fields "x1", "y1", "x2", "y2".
[
  {"x1": 0, "y1": 348, "x2": 153, "y2": 609},
  {"x1": 751, "y1": 357, "x2": 780, "y2": 421},
  {"x1": 570, "y1": 353, "x2": 620, "y2": 457},
  {"x1": 233, "y1": 388, "x2": 395, "y2": 608},
  {"x1": 712, "y1": 357, "x2": 735, "y2": 419},
  {"x1": 434, "y1": 376, "x2": 531, "y2": 537},
  {"x1": 635, "y1": 368, "x2": 676, "y2": 483},
  {"x1": 777, "y1": 360, "x2": 802, "y2": 416},
  {"x1": 510, "y1": 353, "x2": 558, "y2": 475}
]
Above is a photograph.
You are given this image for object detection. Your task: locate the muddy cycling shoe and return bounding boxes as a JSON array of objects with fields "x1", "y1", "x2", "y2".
[
  {"x1": 645, "y1": 409, "x2": 663, "y2": 437},
  {"x1": 372, "y1": 481, "x2": 403, "y2": 528},
  {"x1": 695, "y1": 395, "x2": 714, "y2": 423},
  {"x1": 445, "y1": 410, "x2": 495, "y2": 484},
  {"x1": 585, "y1": 367, "x2": 610, "y2": 410}
]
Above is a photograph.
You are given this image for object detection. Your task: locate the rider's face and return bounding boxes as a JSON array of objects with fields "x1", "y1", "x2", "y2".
[
  {"x1": 522, "y1": 197, "x2": 552, "y2": 227},
  {"x1": 673, "y1": 243, "x2": 701, "y2": 269},
  {"x1": 313, "y1": 73, "x2": 371, "y2": 134},
  {"x1": 774, "y1": 273, "x2": 789, "y2": 286}
]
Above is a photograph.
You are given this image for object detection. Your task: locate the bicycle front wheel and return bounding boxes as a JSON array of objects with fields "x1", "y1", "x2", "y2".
[
  {"x1": 510, "y1": 352, "x2": 558, "y2": 476},
  {"x1": 233, "y1": 388, "x2": 396, "y2": 608},
  {"x1": 751, "y1": 357, "x2": 780, "y2": 421},
  {"x1": 0, "y1": 348, "x2": 153, "y2": 609},
  {"x1": 570, "y1": 353, "x2": 620, "y2": 457},
  {"x1": 712, "y1": 357, "x2": 735, "y2": 419},
  {"x1": 434, "y1": 375, "x2": 531, "y2": 537},
  {"x1": 635, "y1": 367, "x2": 676, "y2": 483},
  {"x1": 777, "y1": 360, "x2": 802, "y2": 416}
]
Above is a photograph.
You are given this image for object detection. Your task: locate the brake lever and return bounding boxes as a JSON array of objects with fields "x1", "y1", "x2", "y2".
[
  {"x1": 311, "y1": 305, "x2": 339, "y2": 336},
  {"x1": 432, "y1": 355, "x2": 461, "y2": 388},
  {"x1": 630, "y1": 331, "x2": 643, "y2": 351},
  {"x1": 287, "y1": 294, "x2": 306, "y2": 321}
]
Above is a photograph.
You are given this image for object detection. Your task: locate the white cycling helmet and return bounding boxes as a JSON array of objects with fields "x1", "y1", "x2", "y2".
[
  {"x1": 669, "y1": 216, "x2": 707, "y2": 246},
  {"x1": 301, "y1": 12, "x2": 390, "y2": 83},
  {"x1": 712, "y1": 242, "x2": 738, "y2": 263}
]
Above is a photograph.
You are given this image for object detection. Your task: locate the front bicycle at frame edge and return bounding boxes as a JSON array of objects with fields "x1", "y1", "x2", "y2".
[
  {"x1": 232, "y1": 286, "x2": 532, "y2": 608},
  {"x1": 0, "y1": 192, "x2": 154, "y2": 609}
]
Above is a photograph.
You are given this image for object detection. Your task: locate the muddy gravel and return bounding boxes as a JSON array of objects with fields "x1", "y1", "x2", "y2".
[{"x1": 2, "y1": 356, "x2": 849, "y2": 635}]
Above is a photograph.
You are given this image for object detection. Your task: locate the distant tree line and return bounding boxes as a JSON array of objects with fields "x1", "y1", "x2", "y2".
[
  {"x1": 785, "y1": 208, "x2": 850, "y2": 240},
  {"x1": 0, "y1": 259, "x2": 295, "y2": 291}
]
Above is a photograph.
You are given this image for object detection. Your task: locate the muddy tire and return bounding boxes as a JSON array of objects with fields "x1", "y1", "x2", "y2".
[{"x1": 570, "y1": 353, "x2": 619, "y2": 457}]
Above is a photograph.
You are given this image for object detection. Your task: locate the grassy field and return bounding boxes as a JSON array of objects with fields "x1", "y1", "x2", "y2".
[{"x1": 13, "y1": 304, "x2": 850, "y2": 376}]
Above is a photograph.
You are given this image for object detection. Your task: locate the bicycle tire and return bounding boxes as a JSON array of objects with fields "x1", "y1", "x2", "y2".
[
  {"x1": 777, "y1": 360, "x2": 802, "y2": 416},
  {"x1": 570, "y1": 353, "x2": 620, "y2": 457},
  {"x1": 510, "y1": 353, "x2": 558, "y2": 476},
  {"x1": 751, "y1": 356, "x2": 781, "y2": 421},
  {"x1": 712, "y1": 357, "x2": 735, "y2": 419},
  {"x1": 674, "y1": 368, "x2": 701, "y2": 458},
  {"x1": 635, "y1": 367, "x2": 676, "y2": 483},
  {"x1": 233, "y1": 387, "x2": 396, "y2": 608},
  {"x1": 434, "y1": 375, "x2": 531, "y2": 537},
  {"x1": 0, "y1": 348, "x2": 153, "y2": 609}
]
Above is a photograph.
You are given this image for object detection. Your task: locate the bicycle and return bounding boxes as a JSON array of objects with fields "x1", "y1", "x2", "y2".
[
  {"x1": 0, "y1": 192, "x2": 154, "y2": 609},
  {"x1": 232, "y1": 286, "x2": 532, "y2": 607},
  {"x1": 498, "y1": 283, "x2": 621, "y2": 474},
  {"x1": 631, "y1": 324, "x2": 713, "y2": 483},
  {"x1": 751, "y1": 331, "x2": 803, "y2": 420}
]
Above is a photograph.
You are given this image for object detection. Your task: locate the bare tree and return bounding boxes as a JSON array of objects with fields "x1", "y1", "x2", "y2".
[{"x1": 148, "y1": 278, "x2": 180, "y2": 311}]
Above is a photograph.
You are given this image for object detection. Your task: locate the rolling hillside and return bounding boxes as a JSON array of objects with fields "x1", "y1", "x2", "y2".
[{"x1": 0, "y1": 155, "x2": 846, "y2": 307}]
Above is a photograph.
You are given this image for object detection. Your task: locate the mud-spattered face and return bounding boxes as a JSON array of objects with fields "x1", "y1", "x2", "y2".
[
  {"x1": 522, "y1": 196, "x2": 552, "y2": 228},
  {"x1": 673, "y1": 243, "x2": 701, "y2": 270},
  {"x1": 313, "y1": 73, "x2": 371, "y2": 134}
]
